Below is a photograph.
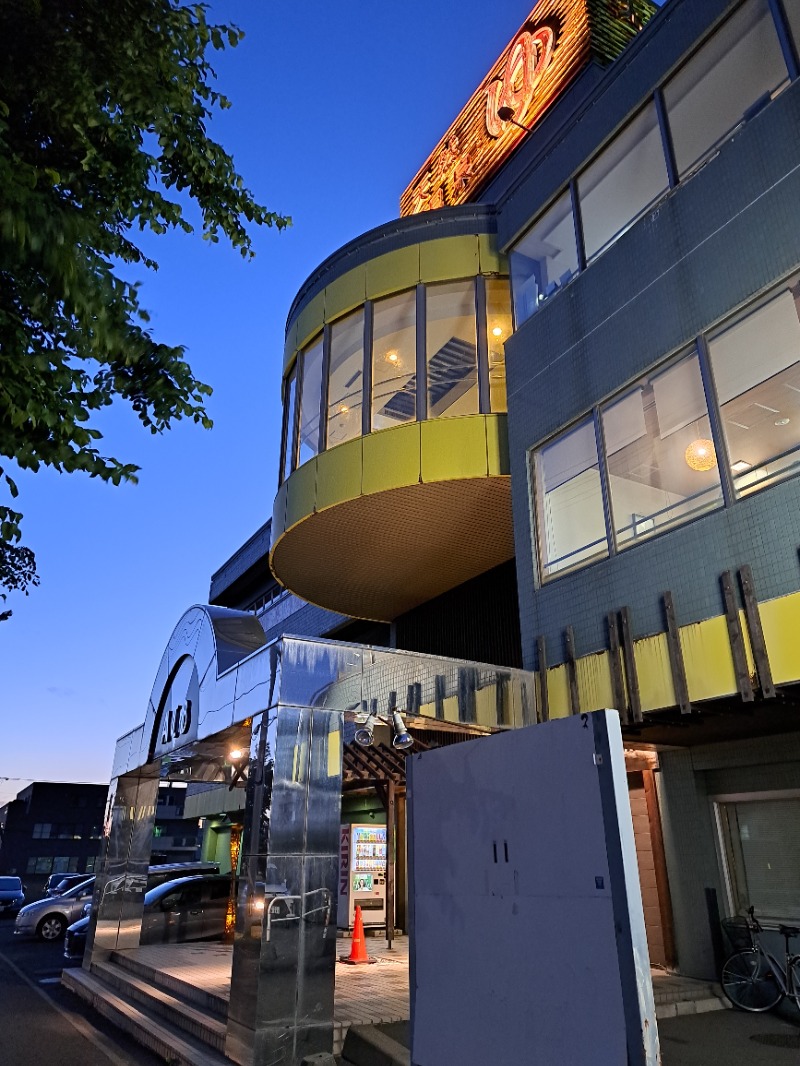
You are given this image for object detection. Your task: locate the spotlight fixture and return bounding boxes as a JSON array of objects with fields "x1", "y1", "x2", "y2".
[
  {"x1": 391, "y1": 711, "x2": 414, "y2": 751},
  {"x1": 227, "y1": 747, "x2": 248, "y2": 791},
  {"x1": 353, "y1": 707, "x2": 414, "y2": 751},
  {"x1": 492, "y1": 326, "x2": 504, "y2": 337},
  {"x1": 684, "y1": 438, "x2": 717, "y2": 472},
  {"x1": 354, "y1": 713, "x2": 377, "y2": 747},
  {"x1": 497, "y1": 105, "x2": 533, "y2": 133},
  {"x1": 228, "y1": 748, "x2": 245, "y2": 762}
]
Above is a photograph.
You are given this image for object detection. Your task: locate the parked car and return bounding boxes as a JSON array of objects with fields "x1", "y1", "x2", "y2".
[
  {"x1": 0, "y1": 876, "x2": 26, "y2": 917},
  {"x1": 44, "y1": 873, "x2": 92, "y2": 897},
  {"x1": 18, "y1": 861, "x2": 220, "y2": 942},
  {"x1": 66, "y1": 873, "x2": 235, "y2": 959}
]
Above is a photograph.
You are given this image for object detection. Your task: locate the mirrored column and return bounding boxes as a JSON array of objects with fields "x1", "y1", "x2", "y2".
[
  {"x1": 226, "y1": 706, "x2": 343, "y2": 1066},
  {"x1": 84, "y1": 767, "x2": 159, "y2": 964}
]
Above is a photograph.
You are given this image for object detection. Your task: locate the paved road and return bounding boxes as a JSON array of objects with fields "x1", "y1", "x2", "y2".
[{"x1": 0, "y1": 918, "x2": 161, "y2": 1065}]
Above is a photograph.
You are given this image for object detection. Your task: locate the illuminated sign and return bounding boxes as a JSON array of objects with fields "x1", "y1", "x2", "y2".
[{"x1": 400, "y1": 0, "x2": 655, "y2": 216}]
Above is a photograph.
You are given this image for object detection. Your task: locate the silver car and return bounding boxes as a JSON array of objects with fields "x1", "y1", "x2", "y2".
[{"x1": 14, "y1": 876, "x2": 95, "y2": 940}]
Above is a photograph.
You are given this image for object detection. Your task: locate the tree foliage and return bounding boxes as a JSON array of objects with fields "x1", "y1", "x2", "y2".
[{"x1": 0, "y1": 0, "x2": 289, "y2": 613}]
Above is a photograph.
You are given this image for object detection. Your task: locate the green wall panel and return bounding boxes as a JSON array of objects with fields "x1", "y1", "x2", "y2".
[
  {"x1": 366, "y1": 245, "x2": 420, "y2": 300},
  {"x1": 272, "y1": 479, "x2": 289, "y2": 541},
  {"x1": 315, "y1": 437, "x2": 363, "y2": 510},
  {"x1": 325, "y1": 266, "x2": 367, "y2": 325},
  {"x1": 479, "y1": 232, "x2": 506, "y2": 275},
  {"x1": 284, "y1": 458, "x2": 318, "y2": 531},
  {"x1": 421, "y1": 417, "x2": 487, "y2": 482},
  {"x1": 295, "y1": 289, "x2": 326, "y2": 354},
  {"x1": 420, "y1": 236, "x2": 480, "y2": 283},
  {"x1": 362, "y1": 423, "x2": 421, "y2": 494}
]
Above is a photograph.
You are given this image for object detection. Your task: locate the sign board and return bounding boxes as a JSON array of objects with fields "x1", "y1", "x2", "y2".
[
  {"x1": 151, "y1": 654, "x2": 200, "y2": 760},
  {"x1": 400, "y1": 0, "x2": 655, "y2": 216}
]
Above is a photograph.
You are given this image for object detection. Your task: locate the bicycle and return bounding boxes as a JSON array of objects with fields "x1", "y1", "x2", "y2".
[{"x1": 720, "y1": 906, "x2": 800, "y2": 1012}]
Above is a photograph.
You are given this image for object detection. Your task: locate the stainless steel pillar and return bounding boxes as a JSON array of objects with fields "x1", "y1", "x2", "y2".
[
  {"x1": 85, "y1": 767, "x2": 159, "y2": 964},
  {"x1": 226, "y1": 706, "x2": 343, "y2": 1066}
]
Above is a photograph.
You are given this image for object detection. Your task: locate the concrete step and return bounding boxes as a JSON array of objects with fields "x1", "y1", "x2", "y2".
[
  {"x1": 109, "y1": 948, "x2": 229, "y2": 1019},
  {"x1": 341, "y1": 1024, "x2": 410, "y2": 1066},
  {"x1": 90, "y1": 958, "x2": 227, "y2": 1052},
  {"x1": 62, "y1": 967, "x2": 231, "y2": 1066}
]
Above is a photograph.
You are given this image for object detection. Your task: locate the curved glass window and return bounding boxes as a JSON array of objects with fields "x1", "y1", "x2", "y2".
[
  {"x1": 281, "y1": 364, "x2": 298, "y2": 482},
  {"x1": 426, "y1": 281, "x2": 478, "y2": 418},
  {"x1": 327, "y1": 309, "x2": 364, "y2": 448},
  {"x1": 372, "y1": 290, "x2": 417, "y2": 431},
  {"x1": 486, "y1": 279, "x2": 511, "y2": 413},
  {"x1": 297, "y1": 336, "x2": 323, "y2": 467}
]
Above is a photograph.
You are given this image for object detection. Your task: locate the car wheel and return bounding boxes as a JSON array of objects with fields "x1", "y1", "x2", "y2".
[{"x1": 37, "y1": 914, "x2": 67, "y2": 941}]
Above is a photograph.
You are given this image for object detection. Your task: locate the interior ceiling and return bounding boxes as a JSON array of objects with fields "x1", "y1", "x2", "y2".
[{"x1": 271, "y1": 477, "x2": 514, "y2": 622}]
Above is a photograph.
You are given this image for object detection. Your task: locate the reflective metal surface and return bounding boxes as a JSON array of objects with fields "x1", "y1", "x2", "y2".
[
  {"x1": 85, "y1": 769, "x2": 159, "y2": 963},
  {"x1": 226, "y1": 708, "x2": 343, "y2": 1066},
  {"x1": 92, "y1": 606, "x2": 538, "y2": 1066}
]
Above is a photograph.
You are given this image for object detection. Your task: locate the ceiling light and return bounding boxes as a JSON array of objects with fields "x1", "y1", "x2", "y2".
[
  {"x1": 338, "y1": 404, "x2": 349, "y2": 414},
  {"x1": 684, "y1": 439, "x2": 717, "y2": 472},
  {"x1": 731, "y1": 460, "x2": 752, "y2": 473},
  {"x1": 492, "y1": 326, "x2": 503, "y2": 337},
  {"x1": 228, "y1": 748, "x2": 245, "y2": 762},
  {"x1": 385, "y1": 350, "x2": 399, "y2": 365},
  {"x1": 775, "y1": 418, "x2": 790, "y2": 426}
]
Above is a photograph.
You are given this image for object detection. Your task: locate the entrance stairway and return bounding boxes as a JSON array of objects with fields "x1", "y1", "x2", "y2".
[{"x1": 62, "y1": 950, "x2": 230, "y2": 1066}]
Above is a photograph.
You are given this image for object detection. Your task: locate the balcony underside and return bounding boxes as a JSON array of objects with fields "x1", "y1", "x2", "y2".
[{"x1": 271, "y1": 476, "x2": 513, "y2": 621}]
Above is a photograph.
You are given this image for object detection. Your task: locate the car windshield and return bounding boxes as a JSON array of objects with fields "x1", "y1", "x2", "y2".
[{"x1": 0, "y1": 877, "x2": 21, "y2": 891}]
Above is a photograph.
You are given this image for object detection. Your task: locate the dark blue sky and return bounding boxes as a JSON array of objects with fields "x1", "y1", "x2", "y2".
[{"x1": 1, "y1": 0, "x2": 665, "y2": 803}]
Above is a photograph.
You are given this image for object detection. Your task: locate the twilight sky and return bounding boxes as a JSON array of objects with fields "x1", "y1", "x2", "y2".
[{"x1": 0, "y1": 0, "x2": 664, "y2": 805}]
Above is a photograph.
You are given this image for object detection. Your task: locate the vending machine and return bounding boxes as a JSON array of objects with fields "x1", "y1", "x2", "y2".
[{"x1": 338, "y1": 822, "x2": 387, "y2": 929}]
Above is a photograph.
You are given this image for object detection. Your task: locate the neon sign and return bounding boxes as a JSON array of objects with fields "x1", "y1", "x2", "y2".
[{"x1": 400, "y1": 0, "x2": 655, "y2": 216}]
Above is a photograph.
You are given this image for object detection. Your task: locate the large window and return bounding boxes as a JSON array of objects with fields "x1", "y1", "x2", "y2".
[
  {"x1": 372, "y1": 290, "x2": 417, "y2": 431},
  {"x1": 281, "y1": 365, "x2": 298, "y2": 482},
  {"x1": 327, "y1": 309, "x2": 364, "y2": 448},
  {"x1": 717, "y1": 795, "x2": 800, "y2": 923},
  {"x1": 578, "y1": 103, "x2": 669, "y2": 263},
  {"x1": 509, "y1": 191, "x2": 579, "y2": 328},
  {"x1": 601, "y1": 352, "x2": 723, "y2": 547},
  {"x1": 785, "y1": 1, "x2": 800, "y2": 55},
  {"x1": 426, "y1": 281, "x2": 478, "y2": 418},
  {"x1": 707, "y1": 281, "x2": 800, "y2": 497},
  {"x1": 533, "y1": 418, "x2": 608, "y2": 578},
  {"x1": 296, "y1": 336, "x2": 323, "y2": 467},
  {"x1": 486, "y1": 279, "x2": 512, "y2": 413},
  {"x1": 664, "y1": 0, "x2": 788, "y2": 178}
]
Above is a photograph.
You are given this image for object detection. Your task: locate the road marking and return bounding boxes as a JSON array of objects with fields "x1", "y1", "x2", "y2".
[
  {"x1": 38, "y1": 976, "x2": 62, "y2": 985},
  {"x1": 0, "y1": 949, "x2": 133, "y2": 1066}
]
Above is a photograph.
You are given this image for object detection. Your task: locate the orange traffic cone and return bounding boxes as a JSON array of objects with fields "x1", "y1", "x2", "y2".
[{"x1": 339, "y1": 905, "x2": 377, "y2": 964}]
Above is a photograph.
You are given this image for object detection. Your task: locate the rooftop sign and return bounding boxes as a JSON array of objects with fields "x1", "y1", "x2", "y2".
[{"x1": 400, "y1": 0, "x2": 655, "y2": 216}]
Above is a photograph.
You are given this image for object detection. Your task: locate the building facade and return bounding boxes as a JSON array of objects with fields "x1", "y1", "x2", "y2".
[{"x1": 267, "y1": 0, "x2": 800, "y2": 980}]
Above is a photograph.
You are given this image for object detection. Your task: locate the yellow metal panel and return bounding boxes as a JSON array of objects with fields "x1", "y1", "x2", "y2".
[
  {"x1": 362, "y1": 423, "x2": 421, "y2": 494},
  {"x1": 283, "y1": 319, "x2": 299, "y2": 374},
  {"x1": 272, "y1": 480, "x2": 289, "y2": 542},
  {"x1": 284, "y1": 459, "x2": 317, "y2": 531},
  {"x1": 441, "y1": 694, "x2": 459, "y2": 724},
  {"x1": 486, "y1": 414, "x2": 510, "y2": 476},
  {"x1": 575, "y1": 651, "x2": 614, "y2": 712},
  {"x1": 475, "y1": 685, "x2": 497, "y2": 728},
  {"x1": 315, "y1": 437, "x2": 363, "y2": 511},
  {"x1": 421, "y1": 417, "x2": 487, "y2": 482},
  {"x1": 295, "y1": 290, "x2": 326, "y2": 353},
  {"x1": 760, "y1": 591, "x2": 800, "y2": 685},
  {"x1": 327, "y1": 725, "x2": 341, "y2": 778},
  {"x1": 633, "y1": 633, "x2": 676, "y2": 713},
  {"x1": 419, "y1": 236, "x2": 480, "y2": 283},
  {"x1": 478, "y1": 233, "x2": 507, "y2": 275},
  {"x1": 324, "y1": 266, "x2": 367, "y2": 325},
  {"x1": 681, "y1": 616, "x2": 738, "y2": 703},
  {"x1": 366, "y1": 246, "x2": 420, "y2": 300},
  {"x1": 546, "y1": 665, "x2": 570, "y2": 719}
]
